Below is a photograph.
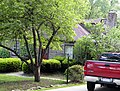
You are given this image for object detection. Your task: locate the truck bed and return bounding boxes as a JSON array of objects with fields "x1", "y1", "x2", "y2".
[{"x1": 84, "y1": 60, "x2": 120, "y2": 79}]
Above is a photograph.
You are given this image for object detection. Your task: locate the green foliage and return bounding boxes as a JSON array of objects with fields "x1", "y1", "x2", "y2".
[
  {"x1": 0, "y1": 58, "x2": 21, "y2": 72},
  {"x1": 22, "y1": 59, "x2": 35, "y2": 74},
  {"x1": 53, "y1": 56, "x2": 76, "y2": 72},
  {"x1": 0, "y1": 0, "x2": 90, "y2": 48},
  {"x1": 86, "y1": 23, "x2": 105, "y2": 58},
  {"x1": 62, "y1": 58, "x2": 76, "y2": 72},
  {"x1": 0, "y1": 0, "x2": 90, "y2": 81},
  {"x1": 22, "y1": 59, "x2": 61, "y2": 73},
  {"x1": 74, "y1": 23, "x2": 106, "y2": 65},
  {"x1": 64, "y1": 65, "x2": 84, "y2": 82},
  {"x1": 74, "y1": 36, "x2": 95, "y2": 65},
  {"x1": 104, "y1": 26, "x2": 120, "y2": 52},
  {"x1": 0, "y1": 47, "x2": 10, "y2": 58},
  {"x1": 53, "y1": 56, "x2": 65, "y2": 63},
  {"x1": 87, "y1": 0, "x2": 119, "y2": 19},
  {"x1": 22, "y1": 61, "x2": 31, "y2": 74},
  {"x1": 20, "y1": 44, "x2": 34, "y2": 57},
  {"x1": 41, "y1": 59, "x2": 61, "y2": 73}
]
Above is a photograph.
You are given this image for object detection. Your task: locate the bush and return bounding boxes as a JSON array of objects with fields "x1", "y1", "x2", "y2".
[
  {"x1": 0, "y1": 48, "x2": 10, "y2": 58},
  {"x1": 41, "y1": 59, "x2": 61, "y2": 73},
  {"x1": 0, "y1": 58, "x2": 22, "y2": 72},
  {"x1": 53, "y1": 56, "x2": 66, "y2": 72},
  {"x1": 22, "y1": 59, "x2": 61, "y2": 73},
  {"x1": 22, "y1": 59, "x2": 36, "y2": 74},
  {"x1": 73, "y1": 37, "x2": 95, "y2": 65},
  {"x1": 53, "y1": 56, "x2": 65, "y2": 63},
  {"x1": 64, "y1": 65, "x2": 84, "y2": 82},
  {"x1": 62, "y1": 59, "x2": 76, "y2": 72},
  {"x1": 22, "y1": 61, "x2": 31, "y2": 74}
]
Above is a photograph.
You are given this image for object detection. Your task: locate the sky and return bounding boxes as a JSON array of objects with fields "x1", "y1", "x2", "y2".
[{"x1": 117, "y1": 0, "x2": 120, "y2": 18}]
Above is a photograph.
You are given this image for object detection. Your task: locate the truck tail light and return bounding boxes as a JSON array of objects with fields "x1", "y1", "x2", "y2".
[
  {"x1": 84, "y1": 61, "x2": 94, "y2": 75},
  {"x1": 87, "y1": 63, "x2": 94, "y2": 68}
]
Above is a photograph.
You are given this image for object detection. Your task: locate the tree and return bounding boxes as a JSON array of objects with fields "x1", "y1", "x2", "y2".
[
  {"x1": 104, "y1": 26, "x2": 120, "y2": 52},
  {"x1": 74, "y1": 23, "x2": 106, "y2": 65},
  {"x1": 0, "y1": 0, "x2": 89, "y2": 82},
  {"x1": 74, "y1": 36, "x2": 95, "y2": 65},
  {"x1": 85, "y1": 23, "x2": 106, "y2": 58},
  {"x1": 74, "y1": 21, "x2": 120, "y2": 65},
  {"x1": 86, "y1": 0, "x2": 119, "y2": 19}
]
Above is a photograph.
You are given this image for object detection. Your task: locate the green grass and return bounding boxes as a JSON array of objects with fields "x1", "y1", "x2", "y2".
[{"x1": 0, "y1": 74, "x2": 65, "y2": 91}]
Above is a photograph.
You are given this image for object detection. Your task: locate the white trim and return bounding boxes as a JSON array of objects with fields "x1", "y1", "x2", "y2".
[
  {"x1": 84, "y1": 76, "x2": 120, "y2": 86},
  {"x1": 84, "y1": 76, "x2": 99, "y2": 82},
  {"x1": 113, "y1": 79, "x2": 120, "y2": 85}
]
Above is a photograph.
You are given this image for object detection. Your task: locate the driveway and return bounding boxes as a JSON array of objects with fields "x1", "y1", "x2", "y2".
[{"x1": 46, "y1": 84, "x2": 120, "y2": 91}]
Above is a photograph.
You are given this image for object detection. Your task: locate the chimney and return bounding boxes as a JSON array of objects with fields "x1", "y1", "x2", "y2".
[{"x1": 106, "y1": 10, "x2": 117, "y2": 28}]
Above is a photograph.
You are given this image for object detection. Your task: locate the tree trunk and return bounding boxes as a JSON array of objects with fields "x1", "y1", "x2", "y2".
[{"x1": 34, "y1": 66, "x2": 40, "y2": 82}]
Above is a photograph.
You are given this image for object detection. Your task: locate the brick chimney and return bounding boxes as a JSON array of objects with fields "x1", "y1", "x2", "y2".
[{"x1": 106, "y1": 10, "x2": 117, "y2": 28}]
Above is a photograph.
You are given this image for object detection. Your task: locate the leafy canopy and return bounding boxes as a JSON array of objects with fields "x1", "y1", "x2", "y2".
[
  {"x1": 0, "y1": 0, "x2": 90, "y2": 82},
  {"x1": 0, "y1": 0, "x2": 90, "y2": 49},
  {"x1": 87, "y1": 0, "x2": 119, "y2": 19}
]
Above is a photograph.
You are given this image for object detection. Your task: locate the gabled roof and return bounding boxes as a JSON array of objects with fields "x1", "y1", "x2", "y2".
[{"x1": 74, "y1": 24, "x2": 90, "y2": 41}]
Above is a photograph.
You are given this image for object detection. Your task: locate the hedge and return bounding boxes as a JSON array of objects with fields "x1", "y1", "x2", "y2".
[
  {"x1": 53, "y1": 56, "x2": 76, "y2": 72},
  {"x1": 0, "y1": 58, "x2": 22, "y2": 72},
  {"x1": 41, "y1": 59, "x2": 61, "y2": 73},
  {"x1": 22, "y1": 59, "x2": 61, "y2": 73},
  {"x1": 53, "y1": 56, "x2": 65, "y2": 63},
  {"x1": 22, "y1": 60, "x2": 31, "y2": 74}
]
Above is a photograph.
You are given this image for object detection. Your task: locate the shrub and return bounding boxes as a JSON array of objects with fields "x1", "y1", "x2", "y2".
[
  {"x1": 22, "y1": 59, "x2": 61, "y2": 73},
  {"x1": 64, "y1": 65, "x2": 84, "y2": 82},
  {"x1": 53, "y1": 56, "x2": 65, "y2": 63},
  {"x1": 41, "y1": 59, "x2": 61, "y2": 73},
  {"x1": 22, "y1": 61, "x2": 30, "y2": 74},
  {"x1": 0, "y1": 58, "x2": 22, "y2": 72},
  {"x1": 53, "y1": 56, "x2": 66, "y2": 72},
  {"x1": 0, "y1": 48, "x2": 10, "y2": 58},
  {"x1": 62, "y1": 58, "x2": 76, "y2": 72},
  {"x1": 22, "y1": 60, "x2": 35, "y2": 74}
]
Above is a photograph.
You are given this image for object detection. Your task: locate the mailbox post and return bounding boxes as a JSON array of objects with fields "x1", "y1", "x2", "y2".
[{"x1": 66, "y1": 54, "x2": 70, "y2": 84}]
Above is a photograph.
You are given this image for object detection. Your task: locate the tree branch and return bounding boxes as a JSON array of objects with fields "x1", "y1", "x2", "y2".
[
  {"x1": 32, "y1": 26, "x2": 38, "y2": 67},
  {"x1": 23, "y1": 35, "x2": 34, "y2": 68},
  {"x1": 42, "y1": 23, "x2": 60, "y2": 58},
  {"x1": 0, "y1": 43, "x2": 29, "y2": 65},
  {"x1": 36, "y1": 30, "x2": 42, "y2": 64},
  {"x1": 35, "y1": 22, "x2": 44, "y2": 64},
  {"x1": 36, "y1": 21, "x2": 44, "y2": 31}
]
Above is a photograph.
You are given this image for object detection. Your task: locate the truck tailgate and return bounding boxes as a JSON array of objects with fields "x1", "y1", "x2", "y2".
[{"x1": 85, "y1": 60, "x2": 120, "y2": 78}]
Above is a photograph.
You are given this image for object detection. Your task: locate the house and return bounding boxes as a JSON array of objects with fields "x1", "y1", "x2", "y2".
[
  {"x1": 48, "y1": 23, "x2": 90, "y2": 59},
  {"x1": 48, "y1": 10, "x2": 117, "y2": 59}
]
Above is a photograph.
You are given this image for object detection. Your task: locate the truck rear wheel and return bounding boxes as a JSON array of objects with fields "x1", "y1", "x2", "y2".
[{"x1": 87, "y1": 82, "x2": 95, "y2": 91}]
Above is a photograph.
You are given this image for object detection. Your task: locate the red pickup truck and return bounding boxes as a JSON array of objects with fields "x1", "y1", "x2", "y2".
[{"x1": 84, "y1": 53, "x2": 120, "y2": 91}]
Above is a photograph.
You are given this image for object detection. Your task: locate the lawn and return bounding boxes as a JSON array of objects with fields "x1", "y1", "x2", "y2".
[{"x1": 0, "y1": 74, "x2": 65, "y2": 91}]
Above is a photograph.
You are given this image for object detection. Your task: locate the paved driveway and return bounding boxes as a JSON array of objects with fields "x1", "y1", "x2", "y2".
[{"x1": 46, "y1": 84, "x2": 120, "y2": 91}]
